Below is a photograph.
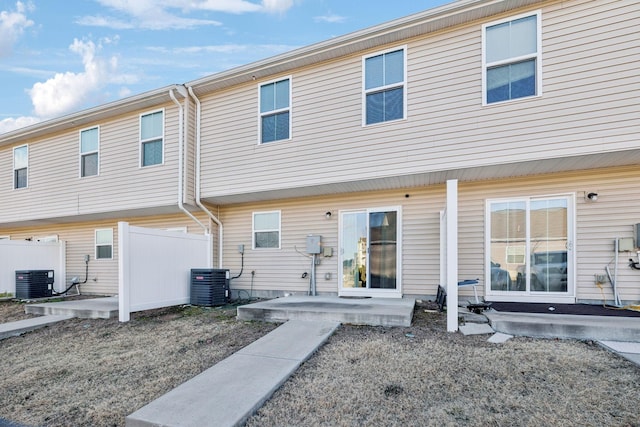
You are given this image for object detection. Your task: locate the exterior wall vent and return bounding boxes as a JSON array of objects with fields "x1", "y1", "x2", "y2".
[
  {"x1": 15, "y1": 270, "x2": 54, "y2": 299},
  {"x1": 190, "y1": 269, "x2": 229, "y2": 306}
]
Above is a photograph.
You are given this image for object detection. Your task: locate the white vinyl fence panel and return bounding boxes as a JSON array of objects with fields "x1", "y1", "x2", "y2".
[
  {"x1": 118, "y1": 222, "x2": 212, "y2": 322},
  {"x1": 0, "y1": 240, "x2": 66, "y2": 296}
]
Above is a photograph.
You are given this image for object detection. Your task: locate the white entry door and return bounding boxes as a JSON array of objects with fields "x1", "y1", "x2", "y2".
[{"x1": 339, "y1": 207, "x2": 402, "y2": 298}]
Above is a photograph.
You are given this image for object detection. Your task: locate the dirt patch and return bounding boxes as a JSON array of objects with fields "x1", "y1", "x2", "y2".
[
  {"x1": 0, "y1": 302, "x2": 277, "y2": 427},
  {"x1": 246, "y1": 301, "x2": 640, "y2": 426},
  {"x1": 1, "y1": 300, "x2": 639, "y2": 426}
]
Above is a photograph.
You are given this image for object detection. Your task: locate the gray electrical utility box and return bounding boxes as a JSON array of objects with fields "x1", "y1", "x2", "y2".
[{"x1": 306, "y1": 235, "x2": 321, "y2": 254}]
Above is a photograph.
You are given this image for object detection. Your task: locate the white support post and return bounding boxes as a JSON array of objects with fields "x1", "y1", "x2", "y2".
[
  {"x1": 118, "y1": 221, "x2": 131, "y2": 322},
  {"x1": 446, "y1": 179, "x2": 459, "y2": 332}
]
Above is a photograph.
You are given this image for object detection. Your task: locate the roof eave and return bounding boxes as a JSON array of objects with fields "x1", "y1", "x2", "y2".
[
  {"x1": 0, "y1": 84, "x2": 183, "y2": 146},
  {"x1": 186, "y1": 0, "x2": 543, "y2": 96}
]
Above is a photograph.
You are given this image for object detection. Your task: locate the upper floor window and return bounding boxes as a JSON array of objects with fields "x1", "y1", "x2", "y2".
[
  {"x1": 363, "y1": 47, "x2": 406, "y2": 125},
  {"x1": 253, "y1": 211, "x2": 281, "y2": 249},
  {"x1": 80, "y1": 126, "x2": 99, "y2": 177},
  {"x1": 483, "y1": 12, "x2": 541, "y2": 104},
  {"x1": 259, "y1": 78, "x2": 291, "y2": 144},
  {"x1": 140, "y1": 110, "x2": 164, "y2": 167},
  {"x1": 13, "y1": 145, "x2": 28, "y2": 189},
  {"x1": 95, "y1": 228, "x2": 113, "y2": 259}
]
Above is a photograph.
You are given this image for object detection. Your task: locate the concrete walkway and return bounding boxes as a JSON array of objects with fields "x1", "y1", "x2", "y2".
[
  {"x1": 126, "y1": 319, "x2": 340, "y2": 427},
  {"x1": 0, "y1": 314, "x2": 73, "y2": 340}
]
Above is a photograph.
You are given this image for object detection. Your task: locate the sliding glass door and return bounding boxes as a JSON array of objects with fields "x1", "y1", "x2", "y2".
[
  {"x1": 340, "y1": 207, "x2": 401, "y2": 297},
  {"x1": 486, "y1": 195, "x2": 573, "y2": 302}
]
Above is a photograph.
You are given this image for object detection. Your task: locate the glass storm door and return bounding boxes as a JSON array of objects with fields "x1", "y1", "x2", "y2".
[
  {"x1": 487, "y1": 196, "x2": 573, "y2": 302},
  {"x1": 340, "y1": 208, "x2": 401, "y2": 296}
]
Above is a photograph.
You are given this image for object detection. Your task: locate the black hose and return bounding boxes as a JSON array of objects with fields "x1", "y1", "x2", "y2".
[
  {"x1": 52, "y1": 260, "x2": 88, "y2": 295},
  {"x1": 231, "y1": 252, "x2": 244, "y2": 280}
]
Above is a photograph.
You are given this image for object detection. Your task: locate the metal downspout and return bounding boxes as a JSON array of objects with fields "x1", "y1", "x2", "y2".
[
  {"x1": 187, "y1": 86, "x2": 224, "y2": 268},
  {"x1": 169, "y1": 87, "x2": 208, "y2": 232}
]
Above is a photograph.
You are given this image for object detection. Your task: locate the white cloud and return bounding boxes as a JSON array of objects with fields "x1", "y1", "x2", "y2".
[
  {"x1": 28, "y1": 38, "x2": 138, "y2": 119},
  {"x1": 0, "y1": 115, "x2": 40, "y2": 134},
  {"x1": 78, "y1": 0, "x2": 296, "y2": 30},
  {"x1": 313, "y1": 14, "x2": 346, "y2": 24},
  {"x1": 0, "y1": 1, "x2": 34, "y2": 57},
  {"x1": 260, "y1": 0, "x2": 294, "y2": 14}
]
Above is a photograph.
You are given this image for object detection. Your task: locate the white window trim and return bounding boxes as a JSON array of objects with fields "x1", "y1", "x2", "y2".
[
  {"x1": 257, "y1": 76, "x2": 292, "y2": 145},
  {"x1": 484, "y1": 193, "x2": 576, "y2": 303},
  {"x1": 13, "y1": 144, "x2": 28, "y2": 190},
  {"x1": 482, "y1": 10, "x2": 542, "y2": 106},
  {"x1": 95, "y1": 228, "x2": 114, "y2": 260},
  {"x1": 252, "y1": 210, "x2": 281, "y2": 249},
  {"x1": 79, "y1": 125, "x2": 100, "y2": 178},
  {"x1": 0, "y1": 236, "x2": 10, "y2": 240},
  {"x1": 361, "y1": 45, "x2": 408, "y2": 127},
  {"x1": 139, "y1": 109, "x2": 165, "y2": 168}
]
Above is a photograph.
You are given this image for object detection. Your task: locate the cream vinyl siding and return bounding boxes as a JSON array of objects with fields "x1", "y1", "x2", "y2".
[
  {"x1": 456, "y1": 165, "x2": 640, "y2": 303},
  {"x1": 198, "y1": 0, "x2": 638, "y2": 199},
  {"x1": 220, "y1": 165, "x2": 640, "y2": 302},
  {"x1": 0, "y1": 212, "x2": 210, "y2": 295},
  {"x1": 0, "y1": 102, "x2": 182, "y2": 225},
  {"x1": 220, "y1": 188, "x2": 443, "y2": 297}
]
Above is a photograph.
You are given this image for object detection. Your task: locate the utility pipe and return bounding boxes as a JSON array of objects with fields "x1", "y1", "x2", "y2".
[
  {"x1": 169, "y1": 87, "x2": 208, "y2": 232},
  {"x1": 187, "y1": 86, "x2": 224, "y2": 268}
]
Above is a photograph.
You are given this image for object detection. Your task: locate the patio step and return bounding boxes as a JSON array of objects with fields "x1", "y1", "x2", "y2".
[
  {"x1": 236, "y1": 296, "x2": 415, "y2": 327},
  {"x1": 486, "y1": 311, "x2": 640, "y2": 342}
]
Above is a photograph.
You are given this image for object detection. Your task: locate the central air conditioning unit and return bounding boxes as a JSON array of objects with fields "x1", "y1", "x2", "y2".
[
  {"x1": 190, "y1": 269, "x2": 230, "y2": 306},
  {"x1": 15, "y1": 270, "x2": 54, "y2": 299}
]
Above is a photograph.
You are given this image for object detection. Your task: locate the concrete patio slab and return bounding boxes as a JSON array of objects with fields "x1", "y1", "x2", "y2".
[
  {"x1": 25, "y1": 296, "x2": 118, "y2": 319},
  {"x1": 485, "y1": 311, "x2": 640, "y2": 342},
  {"x1": 126, "y1": 319, "x2": 340, "y2": 427},
  {"x1": 236, "y1": 295, "x2": 414, "y2": 327}
]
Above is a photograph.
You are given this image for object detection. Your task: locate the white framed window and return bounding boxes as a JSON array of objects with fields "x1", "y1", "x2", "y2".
[
  {"x1": 95, "y1": 228, "x2": 113, "y2": 259},
  {"x1": 140, "y1": 110, "x2": 164, "y2": 167},
  {"x1": 259, "y1": 77, "x2": 291, "y2": 144},
  {"x1": 80, "y1": 126, "x2": 99, "y2": 177},
  {"x1": 482, "y1": 11, "x2": 541, "y2": 105},
  {"x1": 363, "y1": 46, "x2": 406, "y2": 126},
  {"x1": 13, "y1": 145, "x2": 28, "y2": 189},
  {"x1": 253, "y1": 211, "x2": 281, "y2": 249}
]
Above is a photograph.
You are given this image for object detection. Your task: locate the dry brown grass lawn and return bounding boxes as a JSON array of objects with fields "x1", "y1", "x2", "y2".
[
  {"x1": 0, "y1": 300, "x2": 276, "y2": 427},
  {"x1": 1, "y1": 299, "x2": 639, "y2": 427},
  {"x1": 246, "y1": 302, "x2": 640, "y2": 427}
]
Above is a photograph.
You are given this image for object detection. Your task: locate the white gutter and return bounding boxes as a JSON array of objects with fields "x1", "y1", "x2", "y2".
[
  {"x1": 187, "y1": 86, "x2": 224, "y2": 268},
  {"x1": 169, "y1": 87, "x2": 208, "y2": 232}
]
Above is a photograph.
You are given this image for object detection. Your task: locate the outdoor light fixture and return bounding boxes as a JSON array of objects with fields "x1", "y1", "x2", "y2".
[
  {"x1": 325, "y1": 211, "x2": 332, "y2": 219},
  {"x1": 586, "y1": 192, "x2": 598, "y2": 201}
]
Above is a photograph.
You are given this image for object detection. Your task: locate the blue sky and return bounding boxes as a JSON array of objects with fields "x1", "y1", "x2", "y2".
[{"x1": 0, "y1": 0, "x2": 450, "y2": 134}]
